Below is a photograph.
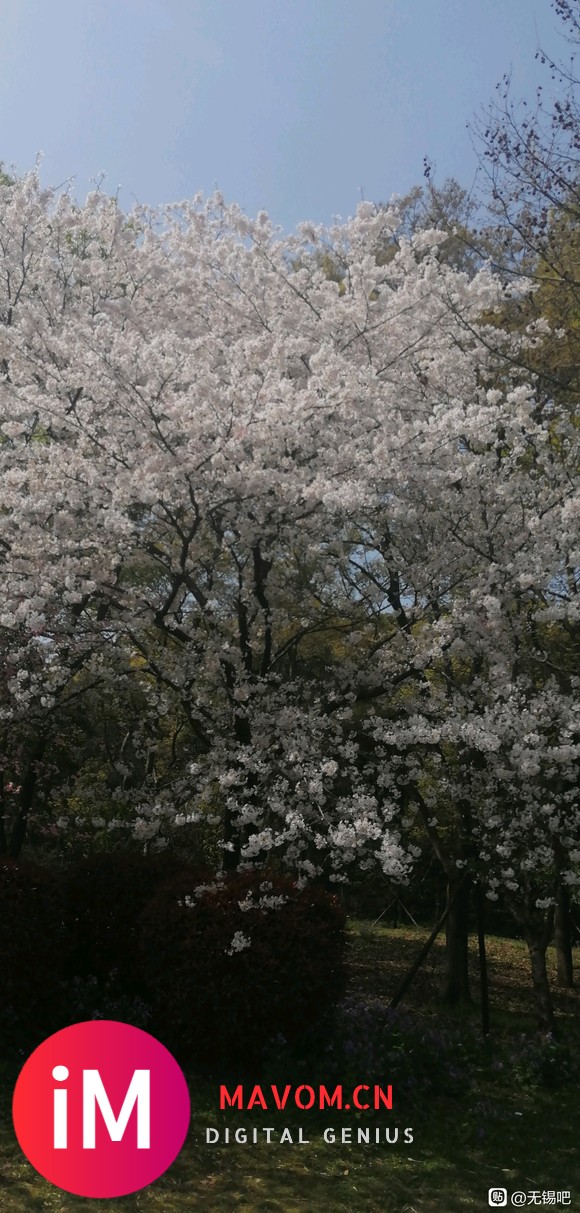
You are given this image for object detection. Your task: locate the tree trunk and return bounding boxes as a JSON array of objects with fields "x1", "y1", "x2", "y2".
[
  {"x1": 440, "y1": 873, "x2": 472, "y2": 1005},
  {"x1": 475, "y1": 884, "x2": 490, "y2": 1035},
  {"x1": 390, "y1": 877, "x2": 466, "y2": 1010},
  {"x1": 554, "y1": 882, "x2": 574, "y2": 987},
  {"x1": 523, "y1": 921, "x2": 555, "y2": 1032}
]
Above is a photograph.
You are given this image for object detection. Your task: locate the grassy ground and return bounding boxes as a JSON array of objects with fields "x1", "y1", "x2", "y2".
[
  {"x1": 1, "y1": 923, "x2": 578, "y2": 1212},
  {"x1": 346, "y1": 919, "x2": 580, "y2": 1029}
]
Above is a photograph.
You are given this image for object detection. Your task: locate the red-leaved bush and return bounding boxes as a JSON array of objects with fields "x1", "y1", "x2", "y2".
[{"x1": 139, "y1": 869, "x2": 346, "y2": 1065}]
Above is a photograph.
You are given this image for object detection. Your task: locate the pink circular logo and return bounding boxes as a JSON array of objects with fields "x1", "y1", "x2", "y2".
[{"x1": 12, "y1": 1021, "x2": 190, "y2": 1198}]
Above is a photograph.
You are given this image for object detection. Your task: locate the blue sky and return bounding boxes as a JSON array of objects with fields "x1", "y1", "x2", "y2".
[{"x1": 0, "y1": 0, "x2": 563, "y2": 229}]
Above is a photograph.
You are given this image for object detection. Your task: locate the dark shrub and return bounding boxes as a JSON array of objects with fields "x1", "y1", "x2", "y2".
[
  {"x1": 0, "y1": 859, "x2": 69, "y2": 1047},
  {"x1": 63, "y1": 850, "x2": 201, "y2": 995},
  {"x1": 140, "y1": 870, "x2": 346, "y2": 1067}
]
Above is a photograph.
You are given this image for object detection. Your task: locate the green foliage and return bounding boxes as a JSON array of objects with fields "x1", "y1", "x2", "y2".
[
  {"x1": 508, "y1": 1031, "x2": 580, "y2": 1090},
  {"x1": 375, "y1": 178, "x2": 485, "y2": 275}
]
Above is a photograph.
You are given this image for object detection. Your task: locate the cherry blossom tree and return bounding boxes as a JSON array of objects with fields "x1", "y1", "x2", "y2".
[{"x1": 0, "y1": 171, "x2": 578, "y2": 1022}]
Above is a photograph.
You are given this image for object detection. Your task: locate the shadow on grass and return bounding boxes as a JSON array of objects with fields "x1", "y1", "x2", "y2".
[
  {"x1": 1, "y1": 925, "x2": 578, "y2": 1212},
  {"x1": 1, "y1": 1082, "x2": 578, "y2": 1213}
]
